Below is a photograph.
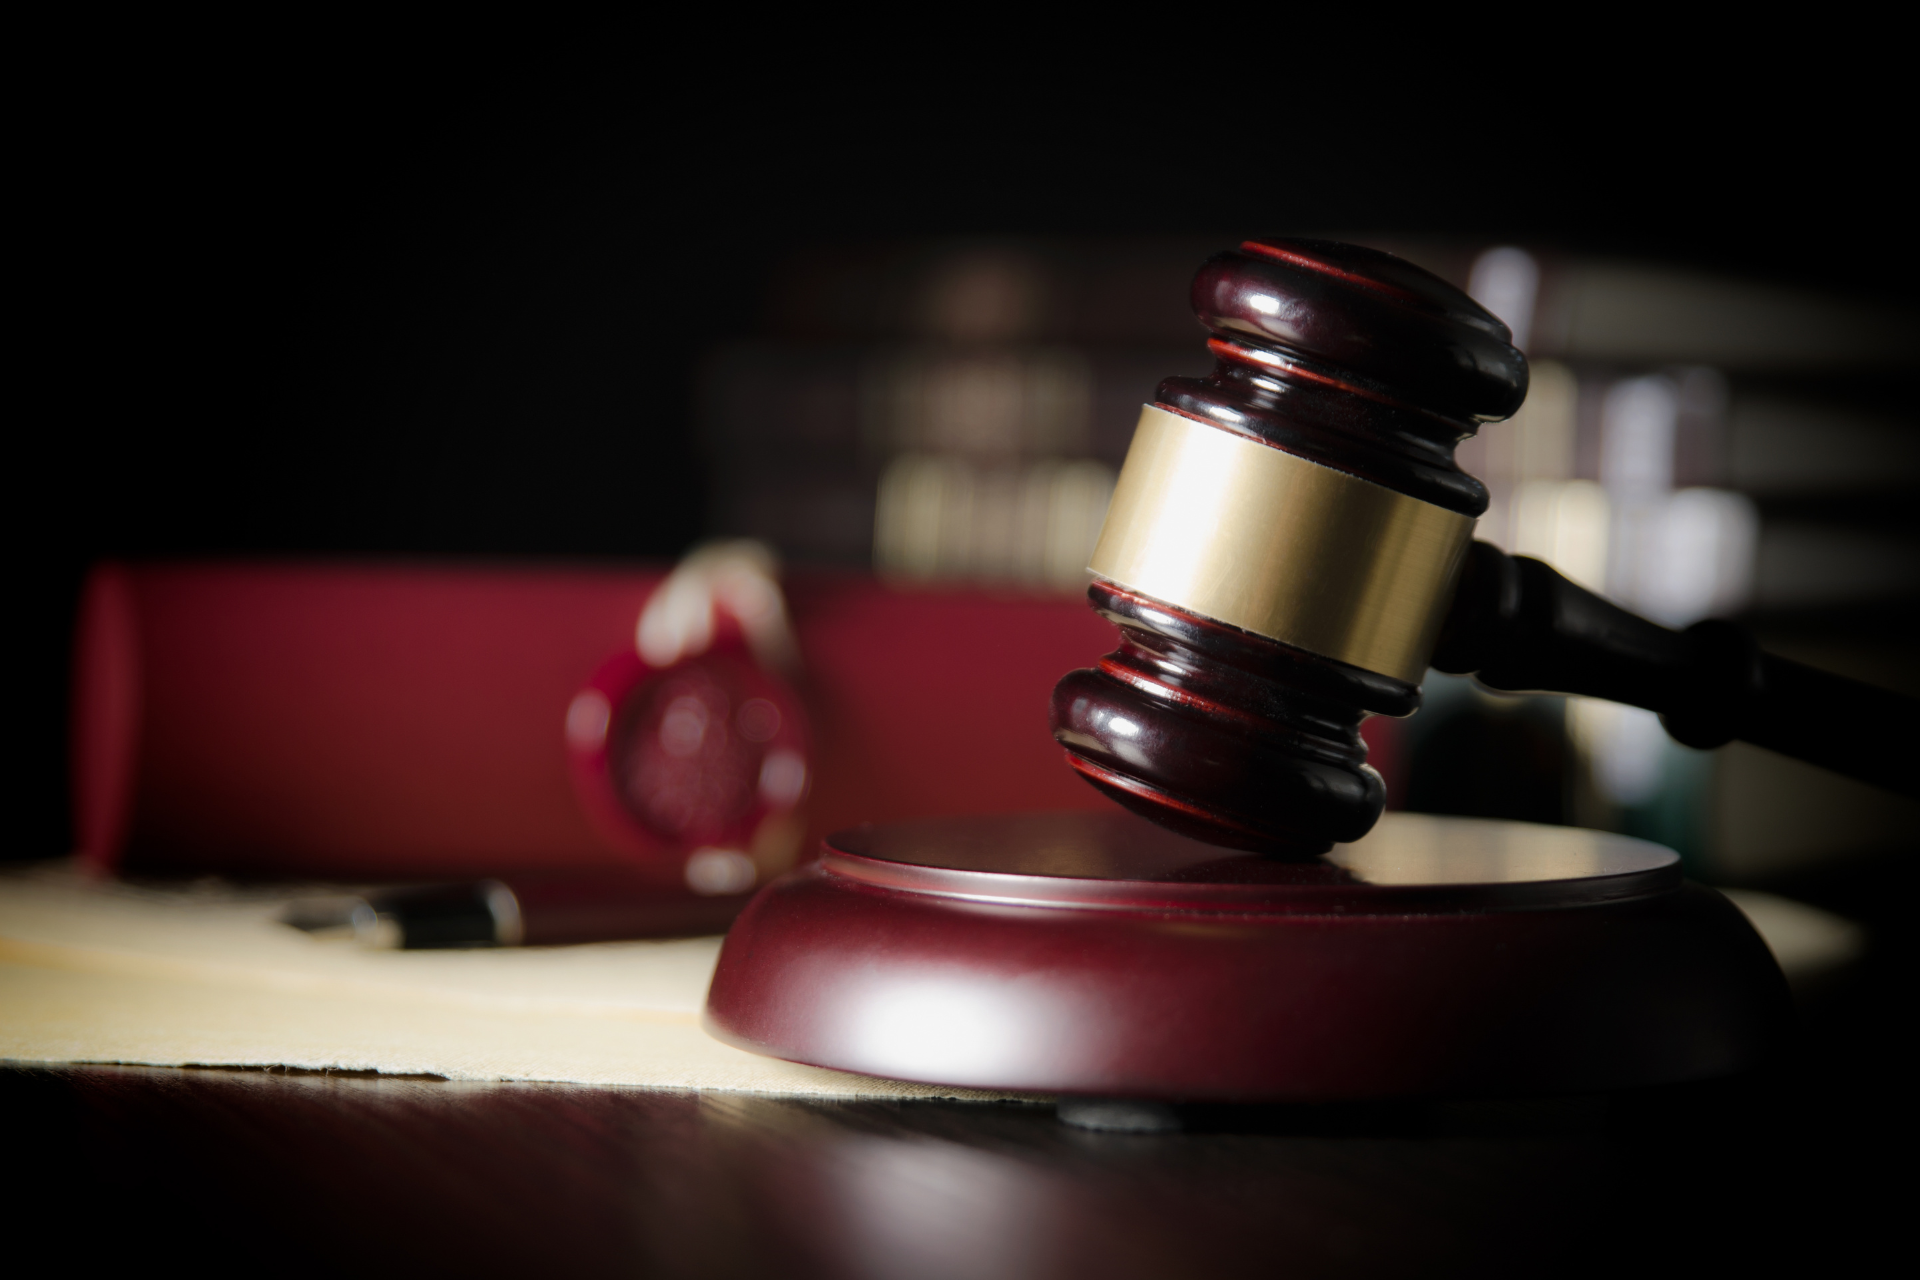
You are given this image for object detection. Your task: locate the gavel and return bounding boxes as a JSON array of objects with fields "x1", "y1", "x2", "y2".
[{"x1": 1051, "y1": 237, "x2": 1918, "y2": 857}]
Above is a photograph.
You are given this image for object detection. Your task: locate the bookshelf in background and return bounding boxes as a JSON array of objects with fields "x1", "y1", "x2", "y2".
[
  {"x1": 1399, "y1": 240, "x2": 1920, "y2": 882},
  {"x1": 698, "y1": 236, "x2": 1919, "y2": 879},
  {"x1": 697, "y1": 241, "x2": 1217, "y2": 585}
]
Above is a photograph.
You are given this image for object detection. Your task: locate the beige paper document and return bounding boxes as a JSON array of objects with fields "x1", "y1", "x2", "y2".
[{"x1": 0, "y1": 864, "x2": 1029, "y2": 1101}]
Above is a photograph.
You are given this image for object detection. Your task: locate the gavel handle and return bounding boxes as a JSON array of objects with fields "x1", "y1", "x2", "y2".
[{"x1": 1430, "y1": 541, "x2": 1919, "y2": 799}]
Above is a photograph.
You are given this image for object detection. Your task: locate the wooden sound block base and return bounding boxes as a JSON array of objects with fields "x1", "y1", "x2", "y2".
[{"x1": 704, "y1": 811, "x2": 1790, "y2": 1101}]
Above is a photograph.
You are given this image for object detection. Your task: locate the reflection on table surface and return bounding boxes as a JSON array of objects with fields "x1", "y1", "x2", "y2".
[
  {"x1": 831, "y1": 810, "x2": 1673, "y2": 886},
  {"x1": 9, "y1": 1041, "x2": 1900, "y2": 1278},
  {"x1": 1327, "y1": 813, "x2": 1674, "y2": 885}
]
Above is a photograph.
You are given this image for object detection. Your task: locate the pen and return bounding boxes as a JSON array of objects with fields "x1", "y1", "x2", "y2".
[{"x1": 281, "y1": 871, "x2": 754, "y2": 949}]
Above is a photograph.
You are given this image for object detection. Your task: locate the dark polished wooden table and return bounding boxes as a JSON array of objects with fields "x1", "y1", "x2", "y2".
[{"x1": 8, "y1": 858, "x2": 1907, "y2": 1278}]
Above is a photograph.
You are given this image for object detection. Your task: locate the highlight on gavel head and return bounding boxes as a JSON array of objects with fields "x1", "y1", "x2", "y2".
[
  {"x1": 565, "y1": 646, "x2": 811, "y2": 895},
  {"x1": 1051, "y1": 238, "x2": 1527, "y2": 856}
]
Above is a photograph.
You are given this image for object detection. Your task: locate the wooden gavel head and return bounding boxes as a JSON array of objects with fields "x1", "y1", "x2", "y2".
[{"x1": 1050, "y1": 238, "x2": 1527, "y2": 856}]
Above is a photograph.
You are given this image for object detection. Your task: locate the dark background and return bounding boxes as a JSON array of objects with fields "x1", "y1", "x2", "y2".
[
  {"x1": 8, "y1": 39, "x2": 1916, "y2": 1274},
  {"x1": 18, "y1": 33, "x2": 1913, "y2": 861}
]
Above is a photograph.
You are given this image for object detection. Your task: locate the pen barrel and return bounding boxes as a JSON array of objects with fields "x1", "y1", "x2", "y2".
[
  {"x1": 505, "y1": 874, "x2": 752, "y2": 945},
  {"x1": 367, "y1": 874, "x2": 753, "y2": 948}
]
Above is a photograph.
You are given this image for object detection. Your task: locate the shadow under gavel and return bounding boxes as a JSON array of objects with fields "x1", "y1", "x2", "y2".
[{"x1": 1052, "y1": 237, "x2": 1918, "y2": 857}]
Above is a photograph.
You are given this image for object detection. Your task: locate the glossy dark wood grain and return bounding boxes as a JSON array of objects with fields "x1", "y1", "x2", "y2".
[
  {"x1": 1050, "y1": 238, "x2": 1522, "y2": 854},
  {"x1": 1433, "y1": 541, "x2": 1920, "y2": 796},
  {"x1": 1168, "y1": 238, "x2": 1523, "y2": 513},
  {"x1": 1053, "y1": 581, "x2": 1419, "y2": 852},
  {"x1": 705, "y1": 812, "x2": 1786, "y2": 1099},
  {"x1": 1051, "y1": 238, "x2": 1915, "y2": 851},
  {"x1": 7, "y1": 1022, "x2": 1905, "y2": 1280},
  {"x1": 12, "y1": 1067, "x2": 1608, "y2": 1277}
]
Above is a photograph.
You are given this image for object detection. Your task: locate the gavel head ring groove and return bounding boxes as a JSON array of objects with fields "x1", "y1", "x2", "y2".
[{"x1": 1050, "y1": 238, "x2": 1528, "y2": 856}]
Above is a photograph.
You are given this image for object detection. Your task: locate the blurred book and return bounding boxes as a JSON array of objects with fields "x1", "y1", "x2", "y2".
[
  {"x1": 71, "y1": 563, "x2": 1130, "y2": 883},
  {"x1": 1406, "y1": 243, "x2": 1920, "y2": 878},
  {"x1": 696, "y1": 235, "x2": 1919, "y2": 878},
  {"x1": 698, "y1": 242, "x2": 1214, "y2": 582}
]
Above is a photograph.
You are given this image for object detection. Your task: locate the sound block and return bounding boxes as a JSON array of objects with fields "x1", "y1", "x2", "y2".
[{"x1": 703, "y1": 810, "x2": 1790, "y2": 1100}]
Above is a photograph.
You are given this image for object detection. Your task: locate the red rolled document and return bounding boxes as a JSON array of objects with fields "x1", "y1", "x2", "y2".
[{"x1": 70, "y1": 562, "x2": 1127, "y2": 888}]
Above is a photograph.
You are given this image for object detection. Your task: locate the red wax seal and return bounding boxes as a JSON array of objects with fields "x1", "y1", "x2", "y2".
[{"x1": 565, "y1": 645, "x2": 810, "y2": 893}]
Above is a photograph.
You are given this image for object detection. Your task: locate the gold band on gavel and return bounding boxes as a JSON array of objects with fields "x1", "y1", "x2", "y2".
[{"x1": 1087, "y1": 405, "x2": 1475, "y2": 684}]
